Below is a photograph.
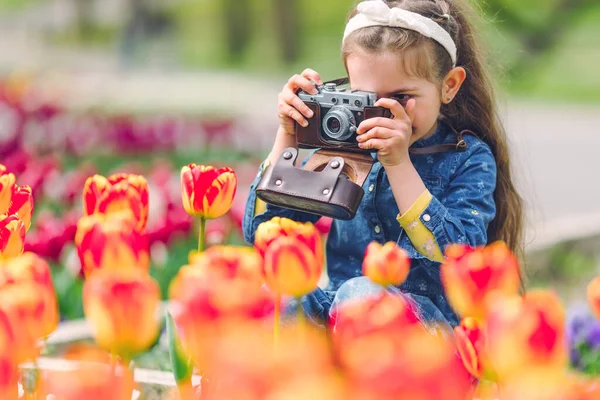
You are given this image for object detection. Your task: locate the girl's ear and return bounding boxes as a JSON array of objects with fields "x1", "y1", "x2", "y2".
[{"x1": 441, "y1": 67, "x2": 467, "y2": 104}]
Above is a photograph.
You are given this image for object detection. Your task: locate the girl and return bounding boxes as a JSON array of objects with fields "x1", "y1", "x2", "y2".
[{"x1": 242, "y1": 0, "x2": 523, "y2": 328}]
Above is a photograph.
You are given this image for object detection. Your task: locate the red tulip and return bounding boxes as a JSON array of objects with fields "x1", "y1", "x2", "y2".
[
  {"x1": 454, "y1": 317, "x2": 486, "y2": 379},
  {"x1": 587, "y1": 276, "x2": 600, "y2": 321},
  {"x1": 180, "y1": 164, "x2": 237, "y2": 219},
  {"x1": 362, "y1": 241, "x2": 410, "y2": 287}
]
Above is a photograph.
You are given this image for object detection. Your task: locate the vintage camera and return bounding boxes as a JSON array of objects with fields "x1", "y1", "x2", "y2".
[{"x1": 295, "y1": 82, "x2": 392, "y2": 153}]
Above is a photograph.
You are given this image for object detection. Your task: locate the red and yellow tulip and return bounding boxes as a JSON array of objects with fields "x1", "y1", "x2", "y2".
[
  {"x1": 263, "y1": 235, "x2": 323, "y2": 298},
  {"x1": 0, "y1": 214, "x2": 26, "y2": 260},
  {"x1": 75, "y1": 211, "x2": 150, "y2": 278},
  {"x1": 362, "y1": 241, "x2": 410, "y2": 287},
  {"x1": 187, "y1": 245, "x2": 263, "y2": 284},
  {"x1": 0, "y1": 166, "x2": 16, "y2": 215},
  {"x1": 180, "y1": 164, "x2": 237, "y2": 220},
  {"x1": 83, "y1": 269, "x2": 161, "y2": 360},
  {"x1": 486, "y1": 290, "x2": 567, "y2": 382},
  {"x1": 254, "y1": 217, "x2": 323, "y2": 261},
  {"x1": 83, "y1": 173, "x2": 149, "y2": 232},
  {"x1": 0, "y1": 252, "x2": 59, "y2": 338},
  {"x1": 0, "y1": 308, "x2": 17, "y2": 399},
  {"x1": 441, "y1": 241, "x2": 521, "y2": 321}
]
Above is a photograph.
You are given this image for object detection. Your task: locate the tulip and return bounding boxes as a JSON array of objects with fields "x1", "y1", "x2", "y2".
[
  {"x1": 0, "y1": 166, "x2": 16, "y2": 215},
  {"x1": 181, "y1": 164, "x2": 237, "y2": 254},
  {"x1": 454, "y1": 317, "x2": 486, "y2": 379},
  {"x1": 75, "y1": 211, "x2": 150, "y2": 278},
  {"x1": 180, "y1": 164, "x2": 237, "y2": 220},
  {"x1": 0, "y1": 281, "x2": 50, "y2": 363},
  {"x1": 486, "y1": 290, "x2": 567, "y2": 382},
  {"x1": 441, "y1": 241, "x2": 521, "y2": 321},
  {"x1": 170, "y1": 265, "x2": 275, "y2": 371},
  {"x1": 0, "y1": 214, "x2": 25, "y2": 260},
  {"x1": 0, "y1": 252, "x2": 59, "y2": 337},
  {"x1": 38, "y1": 357, "x2": 135, "y2": 400},
  {"x1": 331, "y1": 293, "x2": 470, "y2": 400},
  {"x1": 83, "y1": 173, "x2": 149, "y2": 232},
  {"x1": 362, "y1": 241, "x2": 410, "y2": 287},
  {"x1": 254, "y1": 217, "x2": 322, "y2": 263},
  {"x1": 187, "y1": 245, "x2": 263, "y2": 283},
  {"x1": 587, "y1": 276, "x2": 600, "y2": 321},
  {"x1": 83, "y1": 269, "x2": 161, "y2": 360},
  {"x1": 263, "y1": 236, "x2": 322, "y2": 298},
  {"x1": 7, "y1": 185, "x2": 33, "y2": 231}
]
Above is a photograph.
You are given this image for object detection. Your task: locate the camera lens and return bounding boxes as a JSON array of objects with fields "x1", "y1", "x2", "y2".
[
  {"x1": 322, "y1": 106, "x2": 356, "y2": 142},
  {"x1": 327, "y1": 117, "x2": 341, "y2": 134}
]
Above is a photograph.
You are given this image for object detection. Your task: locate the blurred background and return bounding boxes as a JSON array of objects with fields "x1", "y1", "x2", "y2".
[{"x1": 0, "y1": 0, "x2": 599, "y2": 321}]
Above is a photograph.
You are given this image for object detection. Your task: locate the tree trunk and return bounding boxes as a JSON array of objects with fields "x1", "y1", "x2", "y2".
[
  {"x1": 222, "y1": 0, "x2": 252, "y2": 64},
  {"x1": 274, "y1": 0, "x2": 300, "y2": 64}
]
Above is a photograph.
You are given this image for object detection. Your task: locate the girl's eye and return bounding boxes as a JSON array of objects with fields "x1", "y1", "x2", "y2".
[{"x1": 391, "y1": 94, "x2": 413, "y2": 105}]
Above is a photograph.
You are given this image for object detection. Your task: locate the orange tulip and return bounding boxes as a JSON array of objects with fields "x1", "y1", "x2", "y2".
[
  {"x1": 362, "y1": 241, "x2": 410, "y2": 287},
  {"x1": 83, "y1": 173, "x2": 149, "y2": 232},
  {"x1": 587, "y1": 276, "x2": 600, "y2": 321},
  {"x1": 75, "y1": 212, "x2": 149, "y2": 278},
  {"x1": 441, "y1": 241, "x2": 521, "y2": 321},
  {"x1": 486, "y1": 290, "x2": 567, "y2": 382},
  {"x1": 38, "y1": 358, "x2": 135, "y2": 400},
  {"x1": 454, "y1": 317, "x2": 486, "y2": 379},
  {"x1": 180, "y1": 164, "x2": 237, "y2": 219},
  {"x1": 263, "y1": 235, "x2": 322, "y2": 298},
  {"x1": 0, "y1": 252, "x2": 59, "y2": 337},
  {"x1": 0, "y1": 214, "x2": 25, "y2": 260},
  {"x1": 83, "y1": 269, "x2": 161, "y2": 360}
]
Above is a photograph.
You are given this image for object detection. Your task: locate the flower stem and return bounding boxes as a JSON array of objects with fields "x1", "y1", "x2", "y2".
[
  {"x1": 274, "y1": 292, "x2": 281, "y2": 348},
  {"x1": 198, "y1": 217, "x2": 206, "y2": 253}
]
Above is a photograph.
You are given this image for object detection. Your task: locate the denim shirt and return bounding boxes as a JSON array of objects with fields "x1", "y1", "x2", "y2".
[{"x1": 242, "y1": 120, "x2": 497, "y2": 327}]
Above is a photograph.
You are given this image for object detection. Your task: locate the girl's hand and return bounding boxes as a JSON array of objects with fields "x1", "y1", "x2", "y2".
[
  {"x1": 356, "y1": 98, "x2": 416, "y2": 167},
  {"x1": 277, "y1": 69, "x2": 324, "y2": 135}
]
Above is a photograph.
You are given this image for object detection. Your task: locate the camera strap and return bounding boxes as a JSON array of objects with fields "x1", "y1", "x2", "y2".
[{"x1": 322, "y1": 77, "x2": 476, "y2": 155}]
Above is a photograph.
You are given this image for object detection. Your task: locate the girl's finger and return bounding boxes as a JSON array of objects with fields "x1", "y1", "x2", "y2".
[
  {"x1": 404, "y1": 98, "x2": 417, "y2": 122},
  {"x1": 356, "y1": 116, "x2": 397, "y2": 134},
  {"x1": 278, "y1": 103, "x2": 308, "y2": 127},
  {"x1": 301, "y1": 68, "x2": 324, "y2": 86},
  {"x1": 356, "y1": 127, "x2": 395, "y2": 143},
  {"x1": 358, "y1": 138, "x2": 386, "y2": 150},
  {"x1": 281, "y1": 90, "x2": 315, "y2": 119},
  {"x1": 375, "y1": 98, "x2": 410, "y2": 122},
  {"x1": 287, "y1": 74, "x2": 318, "y2": 95}
]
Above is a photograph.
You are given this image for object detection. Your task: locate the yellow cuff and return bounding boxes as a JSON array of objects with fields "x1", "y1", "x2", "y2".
[
  {"x1": 396, "y1": 189, "x2": 433, "y2": 227},
  {"x1": 254, "y1": 158, "x2": 271, "y2": 215},
  {"x1": 396, "y1": 190, "x2": 444, "y2": 263}
]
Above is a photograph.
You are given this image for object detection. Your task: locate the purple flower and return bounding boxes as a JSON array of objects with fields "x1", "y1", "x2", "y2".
[{"x1": 585, "y1": 323, "x2": 600, "y2": 349}]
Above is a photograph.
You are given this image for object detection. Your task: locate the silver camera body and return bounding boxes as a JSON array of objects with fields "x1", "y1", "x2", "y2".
[{"x1": 298, "y1": 83, "x2": 378, "y2": 143}]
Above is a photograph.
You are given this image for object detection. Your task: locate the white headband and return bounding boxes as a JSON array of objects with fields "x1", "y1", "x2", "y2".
[{"x1": 343, "y1": 0, "x2": 457, "y2": 66}]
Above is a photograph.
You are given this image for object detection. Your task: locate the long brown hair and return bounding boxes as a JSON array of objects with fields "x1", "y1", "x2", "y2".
[{"x1": 342, "y1": 0, "x2": 525, "y2": 265}]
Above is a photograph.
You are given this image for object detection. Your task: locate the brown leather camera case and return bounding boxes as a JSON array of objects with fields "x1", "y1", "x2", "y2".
[{"x1": 256, "y1": 147, "x2": 374, "y2": 220}]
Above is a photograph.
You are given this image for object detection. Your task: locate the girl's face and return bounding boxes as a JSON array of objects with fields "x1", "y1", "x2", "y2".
[{"x1": 347, "y1": 50, "x2": 443, "y2": 144}]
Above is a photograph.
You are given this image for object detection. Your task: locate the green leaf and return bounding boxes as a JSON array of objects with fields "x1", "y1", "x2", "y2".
[{"x1": 166, "y1": 311, "x2": 193, "y2": 384}]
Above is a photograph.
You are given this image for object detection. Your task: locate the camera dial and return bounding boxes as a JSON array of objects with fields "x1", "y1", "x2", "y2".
[{"x1": 323, "y1": 106, "x2": 356, "y2": 141}]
